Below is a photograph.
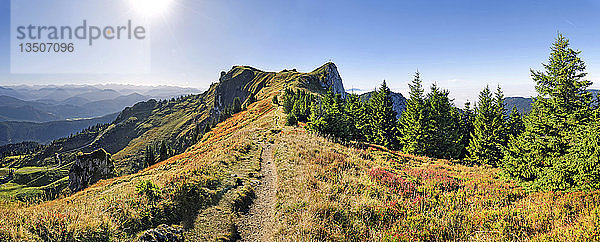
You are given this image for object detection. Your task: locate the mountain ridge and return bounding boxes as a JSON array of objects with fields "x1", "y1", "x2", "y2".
[
  {"x1": 0, "y1": 62, "x2": 599, "y2": 241},
  {"x1": 0, "y1": 62, "x2": 345, "y2": 203}
]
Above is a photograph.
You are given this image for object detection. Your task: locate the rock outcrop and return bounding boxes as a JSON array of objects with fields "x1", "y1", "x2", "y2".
[
  {"x1": 68, "y1": 148, "x2": 115, "y2": 192},
  {"x1": 359, "y1": 91, "x2": 407, "y2": 118},
  {"x1": 313, "y1": 62, "x2": 346, "y2": 97}
]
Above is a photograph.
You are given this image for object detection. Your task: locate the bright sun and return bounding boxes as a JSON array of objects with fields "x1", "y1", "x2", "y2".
[{"x1": 129, "y1": 0, "x2": 174, "y2": 17}]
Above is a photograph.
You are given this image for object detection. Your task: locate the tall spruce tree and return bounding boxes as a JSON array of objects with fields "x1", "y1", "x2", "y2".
[
  {"x1": 467, "y1": 86, "x2": 506, "y2": 166},
  {"x1": 503, "y1": 34, "x2": 593, "y2": 189},
  {"x1": 506, "y1": 106, "x2": 524, "y2": 139},
  {"x1": 366, "y1": 81, "x2": 399, "y2": 149},
  {"x1": 563, "y1": 110, "x2": 600, "y2": 190},
  {"x1": 399, "y1": 71, "x2": 429, "y2": 155},
  {"x1": 458, "y1": 101, "x2": 475, "y2": 159},
  {"x1": 159, "y1": 141, "x2": 170, "y2": 161},
  {"x1": 344, "y1": 93, "x2": 366, "y2": 141},
  {"x1": 307, "y1": 89, "x2": 348, "y2": 140},
  {"x1": 424, "y1": 84, "x2": 463, "y2": 159},
  {"x1": 494, "y1": 86, "x2": 508, "y2": 145},
  {"x1": 144, "y1": 145, "x2": 155, "y2": 167}
]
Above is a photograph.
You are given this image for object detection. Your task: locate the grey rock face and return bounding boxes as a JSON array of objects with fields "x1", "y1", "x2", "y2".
[
  {"x1": 319, "y1": 63, "x2": 346, "y2": 98},
  {"x1": 68, "y1": 148, "x2": 115, "y2": 193},
  {"x1": 359, "y1": 91, "x2": 407, "y2": 119}
]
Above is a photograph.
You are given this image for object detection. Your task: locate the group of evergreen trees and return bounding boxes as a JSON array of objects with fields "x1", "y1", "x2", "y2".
[
  {"x1": 280, "y1": 34, "x2": 599, "y2": 191},
  {"x1": 218, "y1": 97, "x2": 244, "y2": 123},
  {"x1": 281, "y1": 82, "x2": 403, "y2": 148},
  {"x1": 280, "y1": 77, "x2": 471, "y2": 160},
  {"x1": 143, "y1": 140, "x2": 175, "y2": 168},
  {"x1": 278, "y1": 88, "x2": 314, "y2": 126},
  {"x1": 399, "y1": 73, "x2": 465, "y2": 159}
]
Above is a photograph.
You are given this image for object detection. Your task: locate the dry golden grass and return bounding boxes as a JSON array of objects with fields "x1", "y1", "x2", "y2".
[
  {"x1": 271, "y1": 112, "x2": 600, "y2": 241},
  {"x1": 0, "y1": 97, "x2": 277, "y2": 241}
]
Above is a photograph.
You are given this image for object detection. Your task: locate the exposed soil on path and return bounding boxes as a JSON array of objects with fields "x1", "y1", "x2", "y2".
[{"x1": 237, "y1": 143, "x2": 276, "y2": 241}]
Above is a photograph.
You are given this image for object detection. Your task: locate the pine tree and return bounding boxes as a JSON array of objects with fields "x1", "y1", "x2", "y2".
[
  {"x1": 467, "y1": 86, "x2": 506, "y2": 166},
  {"x1": 307, "y1": 89, "x2": 348, "y2": 140},
  {"x1": 286, "y1": 114, "x2": 298, "y2": 126},
  {"x1": 344, "y1": 93, "x2": 366, "y2": 141},
  {"x1": 506, "y1": 106, "x2": 524, "y2": 139},
  {"x1": 159, "y1": 141, "x2": 169, "y2": 161},
  {"x1": 144, "y1": 145, "x2": 155, "y2": 167},
  {"x1": 494, "y1": 86, "x2": 508, "y2": 145},
  {"x1": 366, "y1": 81, "x2": 399, "y2": 149},
  {"x1": 424, "y1": 84, "x2": 462, "y2": 159},
  {"x1": 399, "y1": 71, "x2": 428, "y2": 155},
  {"x1": 282, "y1": 89, "x2": 295, "y2": 113},
  {"x1": 307, "y1": 100, "x2": 324, "y2": 132},
  {"x1": 503, "y1": 34, "x2": 593, "y2": 189},
  {"x1": 563, "y1": 110, "x2": 600, "y2": 190},
  {"x1": 458, "y1": 101, "x2": 475, "y2": 158},
  {"x1": 290, "y1": 93, "x2": 313, "y2": 122}
]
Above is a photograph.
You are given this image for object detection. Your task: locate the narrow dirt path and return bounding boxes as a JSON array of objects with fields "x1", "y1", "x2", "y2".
[{"x1": 237, "y1": 143, "x2": 276, "y2": 241}]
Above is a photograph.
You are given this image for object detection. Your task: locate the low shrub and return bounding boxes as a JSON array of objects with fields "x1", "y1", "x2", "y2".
[{"x1": 136, "y1": 180, "x2": 162, "y2": 203}]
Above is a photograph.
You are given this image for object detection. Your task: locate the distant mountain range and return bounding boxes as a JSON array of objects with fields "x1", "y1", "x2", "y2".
[
  {"x1": 0, "y1": 85, "x2": 203, "y2": 146},
  {"x1": 0, "y1": 113, "x2": 119, "y2": 146},
  {"x1": 348, "y1": 88, "x2": 599, "y2": 116},
  {"x1": 0, "y1": 85, "x2": 203, "y2": 122},
  {"x1": 504, "y1": 89, "x2": 599, "y2": 114}
]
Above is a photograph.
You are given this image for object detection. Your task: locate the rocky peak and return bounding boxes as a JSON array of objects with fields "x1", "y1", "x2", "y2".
[
  {"x1": 359, "y1": 91, "x2": 407, "y2": 119},
  {"x1": 312, "y1": 62, "x2": 346, "y2": 97},
  {"x1": 69, "y1": 148, "x2": 115, "y2": 193}
]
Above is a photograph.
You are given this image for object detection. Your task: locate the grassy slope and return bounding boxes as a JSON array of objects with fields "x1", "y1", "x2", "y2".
[
  {"x1": 0, "y1": 64, "x2": 305, "y2": 202},
  {"x1": 1, "y1": 64, "x2": 599, "y2": 240},
  {"x1": 273, "y1": 122, "x2": 600, "y2": 241}
]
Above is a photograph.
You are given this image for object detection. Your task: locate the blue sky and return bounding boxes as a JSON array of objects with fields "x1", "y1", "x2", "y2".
[{"x1": 1, "y1": 0, "x2": 600, "y2": 104}]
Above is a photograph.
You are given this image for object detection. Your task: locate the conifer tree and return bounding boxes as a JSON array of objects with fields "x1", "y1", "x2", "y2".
[
  {"x1": 159, "y1": 141, "x2": 169, "y2": 161},
  {"x1": 458, "y1": 101, "x2": 475, "y2": 158},
  {"x1": 307, "y1": 100, "x2": 324, "y2": 131},
  {"x1": 494, "y1": 86, "x2": 508, "y2": 145},
  {"x1": 467, "y1": 86, "x2": 506, "y2": 166},
  {"x1": 344, "y1": 93, "x2": 366, "y2": 141},
  {"x1": 399, "y1": 71, "x2": 428, "y2": 155},
  {"x1": 144, "y1": 145, "x2": 155, "y2": 167},
  {"x1": 282, "y1": 89, "x2": 295, "y2": 113},
  {"x1": 506, "y1": 106, "x2": 524, "y2": 139},
  {"x1": 503, "y1": 34, "x2": 593, "y2": 188},
  {"x1": 307, "y1": 89, "x2": 348, "y2": 140},
  {"x1": 366, "y1": 81, "x2": 399, "y2": 149},
  {"x1": 286, "y1": 114, "x2": 298, "y2": 126},
  {"x1": 424, "y1": 84, "x2": 462, "y2": 159},
  {"x1": 563, "y1": 110, "x2": 600, "y2": 190}
]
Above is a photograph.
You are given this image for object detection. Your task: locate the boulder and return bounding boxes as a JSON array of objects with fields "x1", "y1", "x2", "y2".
[{"x1": 68, "y1": 148, "x2": 115, "y2": 192}]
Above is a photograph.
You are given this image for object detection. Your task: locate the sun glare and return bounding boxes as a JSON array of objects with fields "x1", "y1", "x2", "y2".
[{"x1": 129, "y1": 0, "x2": 174, "y2": 17}]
